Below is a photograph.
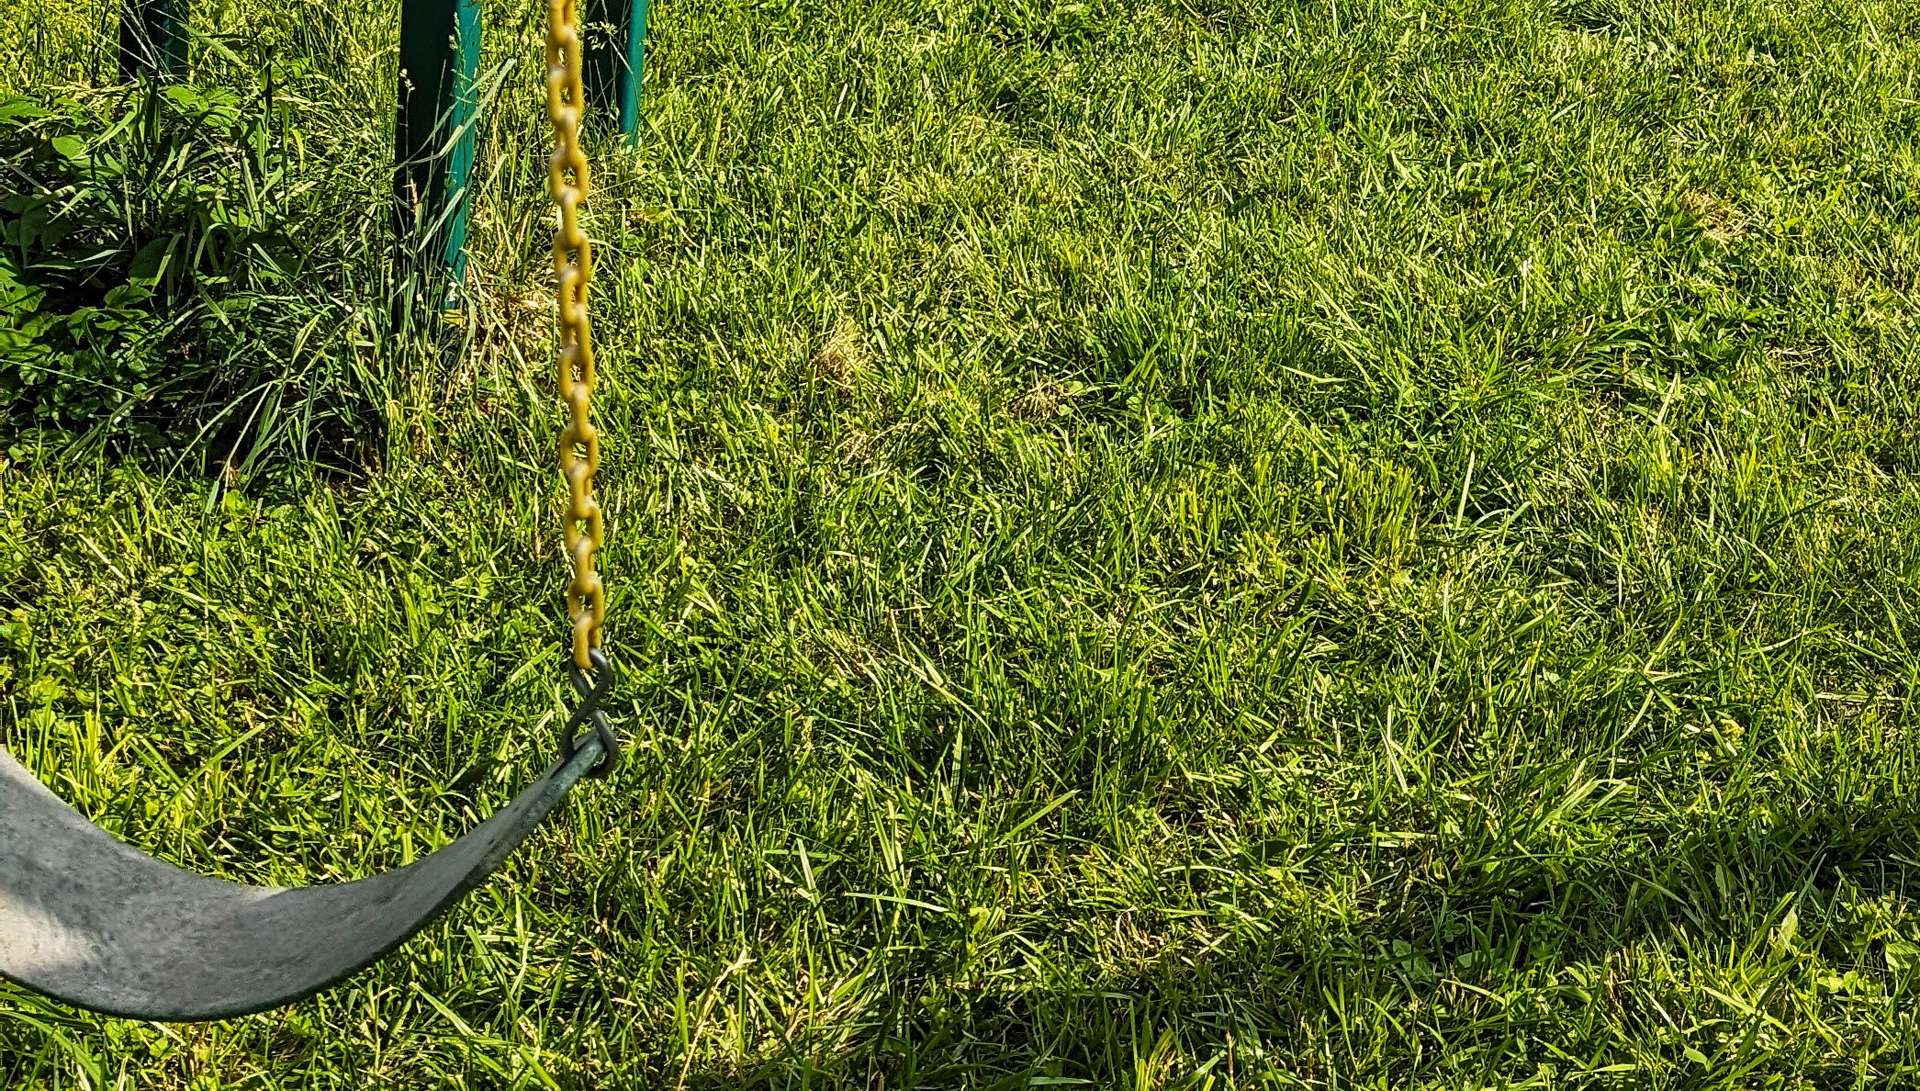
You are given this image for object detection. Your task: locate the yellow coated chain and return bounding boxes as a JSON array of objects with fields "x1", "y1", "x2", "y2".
[{"x1": 545, "y1": 0, "x2": 605, "y2": 672}]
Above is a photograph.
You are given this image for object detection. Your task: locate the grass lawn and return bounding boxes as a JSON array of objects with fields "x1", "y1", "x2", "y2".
[{"x1": 6, "y1": 0, "x2": 1920, "y2": 1085}]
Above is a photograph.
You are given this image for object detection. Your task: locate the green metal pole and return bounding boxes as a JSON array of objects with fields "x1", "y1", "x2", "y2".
[
  {"x1": 119, "y1": 0, "x2": 187, "y2": 79},
  {"x1": 394, "y1": 0, "x2": 481, "y2": 293},
  {"x1": 584, "y1": 0, "x2": 650, "y2": 143}
]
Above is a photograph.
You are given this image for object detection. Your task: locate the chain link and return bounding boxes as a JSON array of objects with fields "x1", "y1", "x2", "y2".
[{"x1": 546, "y1": 0, "x2": 605, "y2": 671}]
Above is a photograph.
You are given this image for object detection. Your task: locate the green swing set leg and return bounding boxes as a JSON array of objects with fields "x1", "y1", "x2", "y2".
[
  {"x1": 119, "y1": 0, "x2": 187, "y2": 79},
  {"x1": 394, "y1": 0, "x2": 482, "y2": 293},
  {"x1": 584, "y1": 0, "x2": 650, "y2": 143}
]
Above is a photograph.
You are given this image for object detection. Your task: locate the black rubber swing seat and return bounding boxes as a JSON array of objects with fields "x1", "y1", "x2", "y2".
[{"x1": 0, "y1": 737, "x2": 605, "y2": 1021}]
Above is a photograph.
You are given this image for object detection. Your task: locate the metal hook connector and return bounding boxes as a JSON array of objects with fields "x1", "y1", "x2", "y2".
[{"x1": 560, "y1": 646, "x2": 620, "y2": 777}]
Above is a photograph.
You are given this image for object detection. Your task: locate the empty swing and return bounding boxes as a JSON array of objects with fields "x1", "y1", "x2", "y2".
[{"x1": 0, "y1": 0, "x2": 617, "y2": 1022}]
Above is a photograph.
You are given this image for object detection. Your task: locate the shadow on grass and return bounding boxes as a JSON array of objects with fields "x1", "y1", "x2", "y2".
[{"x1": 671, "y1": 795, "x2": 1920, "y2": 1088}]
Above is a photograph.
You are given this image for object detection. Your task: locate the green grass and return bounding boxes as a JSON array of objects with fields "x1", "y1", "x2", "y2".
[{"x1": 7, "y1": 0, "x2": 1920, "y2": 1085}]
